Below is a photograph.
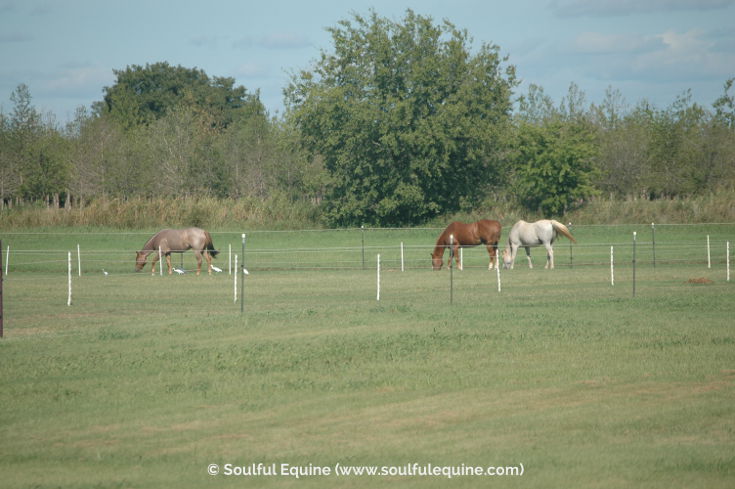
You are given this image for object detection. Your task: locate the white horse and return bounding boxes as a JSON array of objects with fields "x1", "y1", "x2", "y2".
[{"x1": 502, "y1": 220, "x2": 576, "y2": 270}]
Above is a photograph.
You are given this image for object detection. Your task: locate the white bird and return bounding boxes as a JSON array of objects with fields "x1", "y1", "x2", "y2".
[
  {"x1": 211, "y1": 265, "x2": 223, "y2": 273},
  {"x1": 243, "y1": 268, "x2": 250, "y2": 275},
  {"x1": 102, "y1": 269, "x2": 109, "y2": 276},
  {"x1": 173, "y1": 268, "x2": 185, "y2": 274}
]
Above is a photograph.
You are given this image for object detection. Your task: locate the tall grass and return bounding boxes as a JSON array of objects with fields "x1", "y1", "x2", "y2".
[
  {"x1": 0, "y1": 194, "x2": 322, "y2": 230},
  {"x1": 566, "y1": 192, "x2": 735, "y2": 224},
  {"x1": 1, "y1": 191, "x2": 733, "y2": 230}
]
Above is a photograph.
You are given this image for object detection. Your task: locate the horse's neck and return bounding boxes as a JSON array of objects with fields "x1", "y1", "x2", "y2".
[
  {"x1": 433, "y1": 233, "x2": 449, "y2": 256},
  {"x1": 143, "y1": 233, "x2": 162, "y2": 252}
]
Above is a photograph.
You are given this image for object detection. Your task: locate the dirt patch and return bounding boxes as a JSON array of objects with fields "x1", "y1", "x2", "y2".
[{"x1": 686, "y1": 277, "x2": 713, "y2": 284}]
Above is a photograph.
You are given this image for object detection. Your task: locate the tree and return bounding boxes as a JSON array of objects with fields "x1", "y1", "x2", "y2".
[
  {"x1": 65, "y1": 107, "x2": 119, "y2": 207},
  {"x1": 713, "y1": 77, "x2": 735, "y2": 129},
  {"x1": 285, "y1": 9, "x2": 517, "y2": 226},
  {"x1": 513, "y1": 120, "x2": 599, "y2": 216},
  {"x1": 96, "y1": 62, "x2": 264, "y2": 130},
  {"x1": 4, "y1": 84, "x2": 69, "y2": 205}
]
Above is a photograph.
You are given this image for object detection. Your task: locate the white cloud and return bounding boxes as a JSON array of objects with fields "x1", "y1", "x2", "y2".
[
  {"x1": 235, "y1": 63, "x2": 270, "y2": 78},
  {"x1": 233, "y1": 32, "x2": 311, "y2": 51},
  {"x1": 258, "y1": 32, "x2": 310, "y2": 50},
  {"x1": 573, "y1": 32, "x2": 663, "y2": 54},
  {"x1": 630, "y1": 29, "x2": 735, "y2": 79},
  {"x1": 43, "y1": 65, "x2": 113, "y2": 97},
  {"x1": 551, "y1": 0, "x2": 735, "y2": 17},
  {"x1": 570, "y1": 28, "x2": 735, "y2": 83}
]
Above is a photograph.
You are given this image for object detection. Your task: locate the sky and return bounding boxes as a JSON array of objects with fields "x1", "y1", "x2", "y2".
[{"x1": 1, "y1": 0, "x2": 734, "y2": 123}]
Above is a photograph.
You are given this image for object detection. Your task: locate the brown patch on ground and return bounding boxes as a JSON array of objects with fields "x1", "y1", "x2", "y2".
[{"x1": 686, "y1": 277, "x2": 713, "y2": 284}]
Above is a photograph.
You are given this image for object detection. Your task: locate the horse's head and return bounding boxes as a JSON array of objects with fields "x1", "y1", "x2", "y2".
[
  {"x1": 502, "y1": 249, "x2": 512, "y2": 269},
  {"x1": 431, "y1": 253, "x2": 443, "y2": 271},
  {"x1": 135, "y1": 251, "x2": 148, "y2": 271}
]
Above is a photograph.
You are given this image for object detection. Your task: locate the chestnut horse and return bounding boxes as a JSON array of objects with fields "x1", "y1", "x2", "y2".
[
  {"x1": 502, "y1": 219, "x2": 575, "y2": 270},
  {"x1": 135, "y1": 228, "x2": 219, "y2": 276},
  {"x1": 431, "y1": 220, "x2": 502, "y2": 271}
]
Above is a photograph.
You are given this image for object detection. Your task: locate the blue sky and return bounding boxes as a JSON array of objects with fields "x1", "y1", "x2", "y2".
[{"x1": 1, "y1": 0, "x2": 734, "y2": 122}]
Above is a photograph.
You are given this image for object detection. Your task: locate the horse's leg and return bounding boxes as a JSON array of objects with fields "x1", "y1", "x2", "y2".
[
  {"x1": 205, "y1": 251, "x2": 212, "y2": 275},
  {"x1": 486, "y1": 244, "x2": 495, "y2": 270},
  {"x1": 525, "y1": 246, "x2": 533, "y2": 269},
  {"x1": 194, "y1": 250, "x2": 202, "y2": 276},
  {"x1": 151, "y1": 253, "x2": 159, "y2": 275},
  {"x1": 165, "y1": 254, "x2": 172, "y2": 275},
  {"x1": 455, "y1": 244, "x2": 462, "y2": 270},
  {"x1": 510, "y1": 244, "x2": 518, "y2": 269},
  {"x1": 545, "y1": 244, "x2": 554, "y2": 269}
]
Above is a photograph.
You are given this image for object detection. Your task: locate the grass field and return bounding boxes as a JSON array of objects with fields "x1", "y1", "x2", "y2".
[{"x1": 1, "y1": 224, "x2": 733, "y2": 488}]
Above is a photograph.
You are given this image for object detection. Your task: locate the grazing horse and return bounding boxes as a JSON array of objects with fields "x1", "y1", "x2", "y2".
[
  {"x1": 502, "y1": 219, "x2": 576, "y2": 270},
  {"x1": 431, "y1": 220, "x2": 502, "y2": 271},
  {"x1": 135, "y1": 228, "x2": 219, "y2": 276}
]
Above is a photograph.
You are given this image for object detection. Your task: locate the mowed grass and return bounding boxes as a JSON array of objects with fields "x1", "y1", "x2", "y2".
[{"x1": 0, "y1": 225, "x2": 734, "y2": 488}]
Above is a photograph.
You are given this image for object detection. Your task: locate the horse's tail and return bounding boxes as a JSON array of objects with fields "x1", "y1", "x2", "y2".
[
  {"x1": 550, "y1": 220, "x2": 576, "y2": 243},
  {"x1": 204, "y1": 231, "x2": 219, "y2": 258}
]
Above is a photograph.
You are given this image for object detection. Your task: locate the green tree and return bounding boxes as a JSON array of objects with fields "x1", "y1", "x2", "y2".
[
  {"x1": 4, "y1": 84, "x2": 69, "y2": 205},
  {"x1": 96, "y1": 62, "x2": 264, "y2": 130},
  {"x1": 644, "y1": 90, "x2": 711, "y2": 196},
  {"x1": 285, "y1": 9, "x2": 517, "y2": 226},
  {"x1": 513, "y1": 120, "x2": 599, "y2": 216},
  {"x1": 713, "y1": 77, "x2": 735, "y2": 129}
]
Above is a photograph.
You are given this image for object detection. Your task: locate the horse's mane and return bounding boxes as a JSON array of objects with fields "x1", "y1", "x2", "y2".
[{"x1": 141, "y1": 230, "x2": 163, "y2": 251}]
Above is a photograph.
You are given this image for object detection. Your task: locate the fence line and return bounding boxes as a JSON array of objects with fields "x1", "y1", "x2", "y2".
[{"x1": 2, "y1": 221, "x2": 734, "y2": 236}]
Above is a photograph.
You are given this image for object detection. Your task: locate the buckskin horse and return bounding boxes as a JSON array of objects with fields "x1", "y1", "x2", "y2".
[
  {"x1": 431, "y1": 220, "x2": 502, "y2": 271},
  {"x1": 502, "y1": 219, "x2": 576, "y2": 270},
  {"x1": 135, "y1": 228, "x2": 219, "y2": 276}
]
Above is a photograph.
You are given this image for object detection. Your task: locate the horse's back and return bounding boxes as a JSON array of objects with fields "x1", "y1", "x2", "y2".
[
  {"x1": 509, "y1": 219, "x2": 553, "y2": 246},
  {"x1": 477, "y1": 219, "x2": 501, "y2": 242}
]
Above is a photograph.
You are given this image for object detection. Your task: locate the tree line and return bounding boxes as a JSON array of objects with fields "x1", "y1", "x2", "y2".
[{"x1": 1, "y1": 10, "x2": 733, "y2": 227}]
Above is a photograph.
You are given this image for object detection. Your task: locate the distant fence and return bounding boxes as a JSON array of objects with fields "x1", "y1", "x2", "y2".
[
  {"x1": 0, "y1": 224, "x2": 732, "y2": 322},
  {"x1": 2, "y1": 223, "x2": 734, "y2": 275}
]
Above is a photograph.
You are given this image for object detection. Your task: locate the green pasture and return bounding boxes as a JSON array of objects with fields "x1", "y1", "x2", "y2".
[{"x1": 0, "y1": 224, "x2": 733, "y2": 488}]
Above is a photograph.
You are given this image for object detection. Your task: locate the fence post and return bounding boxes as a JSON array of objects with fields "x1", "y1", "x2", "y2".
[
  {"x1": 449, "y1": 234, "x2": 454, "y2": 305},
  {"x1": 651, "y1": 223, "x2": 656, "y2": 269},
  {"x1": 361, "y1": 225, "x2": 365, "y2": 270},
  {"x1": 496, "y1": 258, "x2": 501, "y2": 292},
  {"x1": 400, "y1": 242, "x2": 405, "y2": 272},
  {"x1": 1, "y1": 239, "x2": 4, "y2": 338},
  {"x1": 67, "y1": 251, "x2": 72, "y2": 306},
  {"x1": 610, "y1": 246, "x2": 615, "y2": 286},
  {"x1": 632, "y1": 232, "x2": 637, "y2": 298},
  {"x1": 707, "y1": 235, "x2": 711, "y2": 269},
  {"x1": 240, "y1": 234, "x2": 246, "y2": 314},
  {"x1": 77, "y1": 244, "x2": 82, "y2": 277},
  {"x1": 233, "y1": 255, "x2": 238, "y2": 303},
  {"x1": 727, "y1": 241, "x2": 731, "y2": 283},
  {"x1": 376, "y1": 254, "x2": 381, "y2": 301},
  {"x1": 569, "y1": 222, "x2": 573, "y2": 268}
]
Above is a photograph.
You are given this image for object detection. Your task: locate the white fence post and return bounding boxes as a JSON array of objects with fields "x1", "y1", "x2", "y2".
[
  {"x1": 376, "y1": 254, "x2": 381, "y2": 301},
  {"x1": 496, "y1": 259, "x2": 501, "y2": 292},
  {"x1": 400, "y1": 242, "x2": 404, "y2": 272},
  {"x1": 234, "y1": 255, "x2": 238, "y2": 303},
  {"x1": 67, "y1": 251, "x2": 72, "y2": 306},
  {"x1": 610, "y1": 246, "x2": 615, "y2": 286}
]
